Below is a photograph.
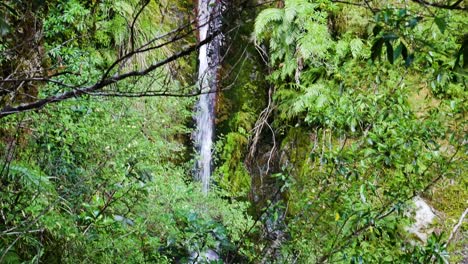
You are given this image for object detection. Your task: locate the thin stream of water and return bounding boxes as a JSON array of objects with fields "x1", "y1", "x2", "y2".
[{"x1": 194, "y1": 0, "x2": 221, "y2": 194}]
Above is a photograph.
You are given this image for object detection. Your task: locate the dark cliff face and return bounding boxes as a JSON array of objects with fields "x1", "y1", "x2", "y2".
[
  {"x1": 0, "y1": 6, "x2": 46, "y2": 108},
  {"x1": 213, "y1": 2, "x2": 289, "y2": 259},
  {"x1": 213, "y1": 0, "x2": 286, "y2": 206}
]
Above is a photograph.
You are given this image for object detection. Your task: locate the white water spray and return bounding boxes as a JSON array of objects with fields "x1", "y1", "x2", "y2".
[{"x1": 194, "y1": 0, "x2": 222, "y2": 193}]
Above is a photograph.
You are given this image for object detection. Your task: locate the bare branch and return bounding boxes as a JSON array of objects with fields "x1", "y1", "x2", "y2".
[
  {"x1": 0, "y1": 33, "x2": 218, "y2": 118},
  {"x1": 411, "y1": 0, "x2": 466, "y2": 10},
  {"x1": 130, "y1": 0, "x2": 151, "y2": 52},
  {"x1": 447, "y1": 208, "x2": 468, "y2": 245}
]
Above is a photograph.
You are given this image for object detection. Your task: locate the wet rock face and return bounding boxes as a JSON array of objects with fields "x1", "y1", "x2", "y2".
[{"x1": 406, "y1": 196, "x2": 437, "y2": 242}]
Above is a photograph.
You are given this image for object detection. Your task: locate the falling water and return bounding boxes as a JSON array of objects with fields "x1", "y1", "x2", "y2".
[{"x1": 194, "y1": 0, "x2": 222, "y2": 193}]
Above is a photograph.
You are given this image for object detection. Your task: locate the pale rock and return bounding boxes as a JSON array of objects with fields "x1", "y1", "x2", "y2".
[{"x1": 406, "y1": 196, "x2": 437, "y2": 242}]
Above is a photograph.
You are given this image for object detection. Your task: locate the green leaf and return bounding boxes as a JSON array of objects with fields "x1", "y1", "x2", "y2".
[
  {"x1": 0, "y1": 2, "x2": 18, "y2": 17},
  {"x1": 401, "y1": 43, "x2": 408, "y2": 60},
  {"x1": 373, "y1": 25, "x2": 382, "y2": 36},
  {"x1": 350, "y1": 118, "x2": 357, "y2": 132},
  {"x1": 360, "y1": 184, "x2": 367, "y2": 203},
  {"x1": 454, "y1": 34, "x2": 468, "y2": 69},
  {"x1": 434, "y1": 17, "x2": 446, "y2": 34},
  {"x1": 385, "y1": 41, "x2": 394, "y2": 64},
  {"x1": 0, "y1": 17, "x2": 10, "y2": 36},
  {"x1": 405, "y1": 53, "x2": 414, "y2": 67},
  {"x1": 394, "y1": 42, "x2": 403, "y2": 61},
  {"x1": 398, "y1": 9, "x2": 407, "y2": 18},
  {"x1": 408, "y1": 17, "x2": 422, "y2": 28},
  {"x1": 383, "y1": 33, "x2": 398, "y2": 41},
  {"x1": 371, "y1": 38, "x2": 384, "y2": 61}
]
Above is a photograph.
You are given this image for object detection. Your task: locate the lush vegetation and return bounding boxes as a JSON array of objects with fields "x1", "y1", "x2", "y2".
[{"x1": 0, "y1": 0, "x2": 466, "y2": 263}]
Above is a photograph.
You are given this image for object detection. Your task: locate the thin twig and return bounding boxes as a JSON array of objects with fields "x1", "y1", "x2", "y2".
[{"x1": 447, "y1": 208, "x2": 468, "y2": 245}]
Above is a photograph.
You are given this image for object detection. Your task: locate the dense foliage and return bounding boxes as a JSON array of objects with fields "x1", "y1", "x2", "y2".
[
  {"x1": 0, "y1": 0, "x2": 466, "y2": 263},
  {"x1": 0, "y1": 1, "x2": 253, "y2": 262},
  {"x1": 251, "y1": 0, "x2": 466, "y2": 262}
]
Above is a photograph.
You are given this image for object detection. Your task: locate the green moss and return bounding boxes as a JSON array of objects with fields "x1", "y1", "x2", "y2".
[
  {"x1": 214, "y1": 2, "x2": 269, "y2": 197},
  {"x1": 432, "y1": 179, "x2": 468, "y2": 220},
  {"x1": 280, "y1": 127, "x2": 314, "y2": 181},
  {"x1": 215, "y1": 132, "x2": 250, "y2": 196},
  {"x1": 431, "y1": 177, "x2": 467, "y2": 247}
]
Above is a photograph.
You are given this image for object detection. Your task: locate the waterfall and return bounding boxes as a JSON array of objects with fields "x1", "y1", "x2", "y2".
[{"x1": 194, "y1": 0, "x2": 222, "y2": 193}]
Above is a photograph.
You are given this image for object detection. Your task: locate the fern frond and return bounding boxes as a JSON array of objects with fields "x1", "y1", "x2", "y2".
[
  {"x1": 298, "y1": 23, "x2": 332, "y2": 60},
  {"x1": 284, "y1": 5, "x2": 297, "y2": 23},
  {"x1": 254, "y1": 8, "x2": 284, "y2": 41},
  {"x1": 336, "y1": 39, "x2": 350, "y2": 60},
  {"x1": 8, "y1": 164, "x2": 52, "y2": 189},
  {"x1": 350, "y1": 38, "x2": 364, "y2": 58},
  {"x1": 286, "y1": 0, "x2": 317, "y2": 19}
]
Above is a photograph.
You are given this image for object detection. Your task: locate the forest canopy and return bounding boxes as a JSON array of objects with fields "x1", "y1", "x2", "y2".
[{"x1": 0, "y1": 0, "x2": 466, "y2": 263}]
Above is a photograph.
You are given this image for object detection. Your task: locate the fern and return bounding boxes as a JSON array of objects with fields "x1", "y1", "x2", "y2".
[
  {"x1": 284, "y1": 6, "x2": 297, "y2": 24},
  {"x1": 350, "y1": 38, "x2": 364, "y2": 58},
  {"x1": 7, "y1": 164, "x2": 52, "y2": 190},
  {"x1": 255, "y1": 0, "x2": 335, "y2": 83},
  {"x1": 298, "y1": 22, "x2": 332, "y2": 60},
  {"x1": 254, "y1": 8, "x2": 284, "y2": 42},
  {"x1": 285, "y1": 0, "x2": 317, "y2": 19},
  {"x1": 336, "y1": 39, "x2": 350, "y2": 60}
]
